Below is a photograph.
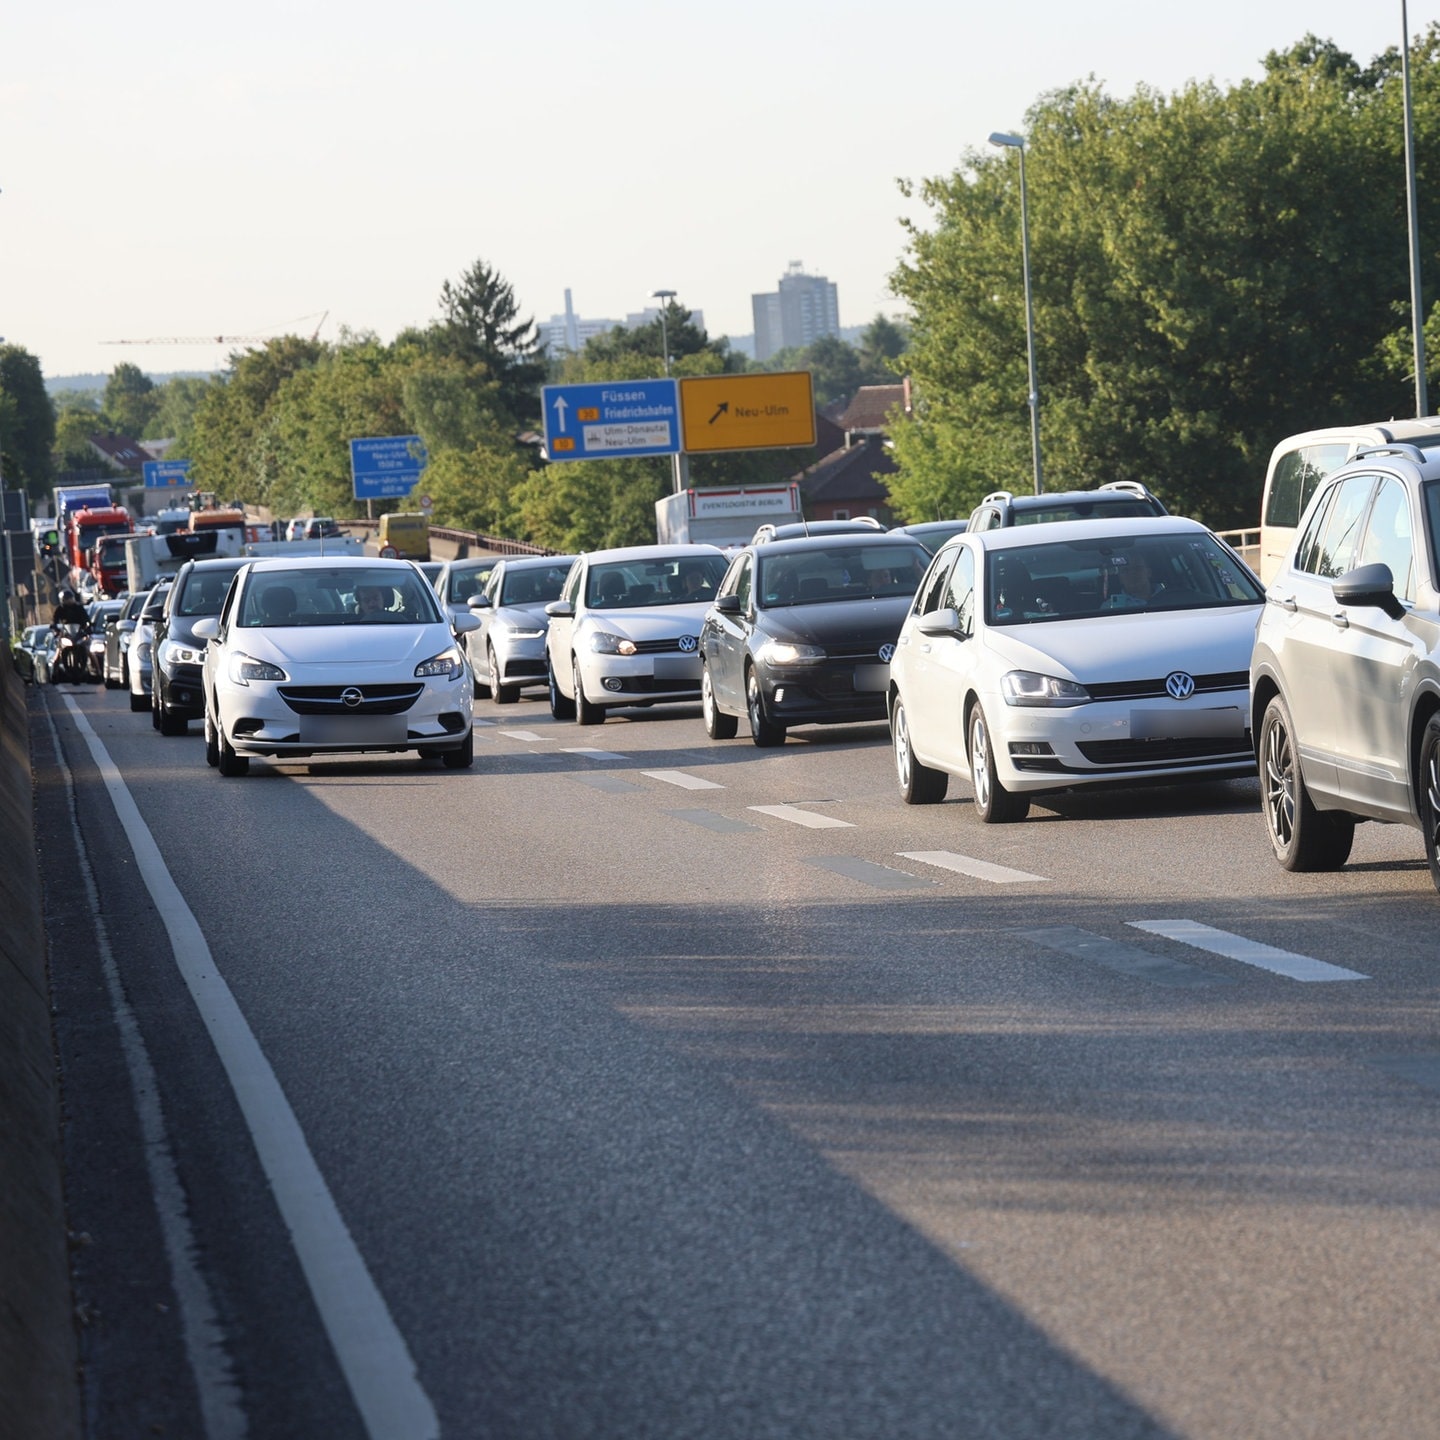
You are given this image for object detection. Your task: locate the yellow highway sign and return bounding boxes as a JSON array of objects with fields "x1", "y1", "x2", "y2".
[{"x1": 678, "y1": 372, "x2": 816, "y2": 454}]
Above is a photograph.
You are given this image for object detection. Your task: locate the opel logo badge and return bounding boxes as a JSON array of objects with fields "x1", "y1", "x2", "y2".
[
  {"x1": 341, "y1": 687, "x2": 365, "y2": 709},
  {"x1": 1165, "y1": 671, "x2": 1196, "y2": 700},
  {"x1": 678, "y1": 634, "x2": 698, "y2": 653},
  {"x1": 878, "y1": 643, "x2": 895, "y2": 663}
]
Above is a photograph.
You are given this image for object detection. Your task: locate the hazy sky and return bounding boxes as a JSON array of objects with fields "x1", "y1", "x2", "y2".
[{"x1": 5, "y1": 1, "x2": 1437, "y2": 379}]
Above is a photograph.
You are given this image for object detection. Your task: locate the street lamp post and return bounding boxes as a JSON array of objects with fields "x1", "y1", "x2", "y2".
[
  {"x1": 1402, "y1": 0, "x2": 1430, "y2": 416},
  {"x1": 651, "y1": 289, "x2": 689, "y2": 493},
  {"x1": 989, "y1": 131, "x2": 1043, "y2": 494}
]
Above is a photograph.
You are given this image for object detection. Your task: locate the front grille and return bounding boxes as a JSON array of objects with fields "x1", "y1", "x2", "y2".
[
  {"x1": 505, "y1": 658, "x2": 546, "y2": 678},
  {"x1": 1074, "y1": 735, "x2": 1253, "y2": 766},
  {"x1": 609, "y1": 676, "x2": 701, "y2": 695},
  {"x1": 1085, "y1": 671, "x2": 1249, "y2": 702},
  {"x1": 278, "y1": 684, "x2": 423, "y2": 715},
  {"x1": 630, "y1": 636, "x2": 699, "y2": 655}
]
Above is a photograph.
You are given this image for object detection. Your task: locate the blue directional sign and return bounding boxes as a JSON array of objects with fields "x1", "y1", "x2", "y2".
[
  {"x1": 142, "y1": 459, "x2": 194, "y2": 489},
  {"x1": 349, "y1": 435, "x2": 428, "y2": 500},
  {"x1": 542, "y1": 379, "x2": 679, "y2": 462}
]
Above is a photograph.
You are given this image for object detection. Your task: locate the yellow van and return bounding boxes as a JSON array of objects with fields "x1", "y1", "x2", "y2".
[{"x1": 377, "y1": 511, "x2": 430, "y2": 560}]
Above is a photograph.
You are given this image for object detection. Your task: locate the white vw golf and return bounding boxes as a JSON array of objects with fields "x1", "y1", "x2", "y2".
[
  {"x1": 888, "y1": 517, "x2": 1265, "y2": 821},
  {"x1": 194, "y1": 557, "x2": 480, "y2": 776}
]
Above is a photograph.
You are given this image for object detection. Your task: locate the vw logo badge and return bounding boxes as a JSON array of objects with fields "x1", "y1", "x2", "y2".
[
  {"x1": 1165, "y1": 671, "x2": 1196, "y2": 700},
  {"x1": 340, "y1": 686, "x2": 365, "y2": 709},
  {"x1": 678, "y1": 635, "x2": 698, "y2": 653},
  {"x1": 878, "y1": 643, "x2": 895, "y2": 663}
]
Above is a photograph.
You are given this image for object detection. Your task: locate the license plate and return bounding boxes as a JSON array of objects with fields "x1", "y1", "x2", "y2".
[
  {"x1": 298, "y1": 714, "x2": 408, "y2": 744},
  {"x1": 653, "y1": 655, "x2": 701, "y2": 680},
  {"x1": 1129, "y1": 706, "x2": 1243, "y2": 740},
  {"x1": 854, "y1": 663, "x2": 890, "y2": 693}
]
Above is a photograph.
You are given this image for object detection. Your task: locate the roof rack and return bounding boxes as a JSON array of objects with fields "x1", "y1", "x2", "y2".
[
  {"x1": 980, "y1": 490, "x2": 1014, "y2": 506},
  {"x1": 1098, "y1": 480, "x2": 1154, "y2": 497},
  {"x1": 1352, "y1": 444, "x2": 1428, "y2": 464}
]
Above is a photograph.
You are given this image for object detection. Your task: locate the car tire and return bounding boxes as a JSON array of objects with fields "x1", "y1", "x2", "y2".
[
  {"x1": 573, "y1": 656, "x2": 604, "y2": 726},
  {"x1": 489, "y1": 647, "x2": 518, "y2": 705},
  {"x1": 892, "y1": 695, "x2": 948, "y2": 804},
  {"x1": 216, "y1": 721, "x2": 249, "y2": 777},
  {"x1": 1420, "y1": 714, "x2": 1440, "y2": 894},
  {"x1": 702, "y1": 663, "x2": 738, "y2": 740},
  {"x1": 442, "y1": 728, "x2": 475, "y2": 770},
  {"x1": 746, "y1": 665, "x2": 786, "y2": 748},
  {"x1": 1260, "y1": 693, "x2": 1353, "y2": 871},
  {"x1": 159, "y1": 702, "x2": 188, "y2": 737},
  {"x1": 968, "y1": 702, "x2": 1029, "y2": 823},
  {"x1": 547, "y1": 658, "x2": 574, "y2": 720},
  {"x1": 129, "y1": 688, "x2": 149, "y2": 712},
  {"x1": 203, "y1": 707, "x2": 220, "y2": 768}
]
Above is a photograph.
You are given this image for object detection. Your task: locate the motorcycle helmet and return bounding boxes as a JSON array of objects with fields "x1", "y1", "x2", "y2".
[{"x1": 59, "y1": 589, "x2": 76, "y2": 603}]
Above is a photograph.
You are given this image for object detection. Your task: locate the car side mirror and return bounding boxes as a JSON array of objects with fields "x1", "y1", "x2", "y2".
[
  {"x1": 1334, "y1": 562, "x2": 1406, "y2": 620},
  {"x1": 117, "y1": 619, "x2": 137, "y2": 635},
  {"x1": 466, "y1": 594, "x2": 492, "y2": 610},
  {"x1": 916, "y1": 607, "x2": 963, "y2": 637},
  {"x1": 545, "y1": 599, "x2": 574, "y2": 618},
  {"x1": 452, "y1": 612, "x2": 482, "y2": 635},
  {"x1": 192, "y1": 617, "x2": 220, "y2": 642},
  {"x1": 714, "y1": 593, "x2": 742, "y2": 615}
]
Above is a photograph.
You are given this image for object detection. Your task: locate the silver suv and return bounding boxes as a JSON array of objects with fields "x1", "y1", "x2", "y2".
[
  {"x1": 1250, "y1": 442, "x2": 1440, "y2": 889},
  {"x1": 966, "y1": 480, "x2": 1166, "y2": 531}
]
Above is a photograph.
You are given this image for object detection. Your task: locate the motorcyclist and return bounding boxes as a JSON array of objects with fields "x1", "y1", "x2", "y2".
[{"x1": 50, "y1": 590, "x2": 91, "y2": 682}]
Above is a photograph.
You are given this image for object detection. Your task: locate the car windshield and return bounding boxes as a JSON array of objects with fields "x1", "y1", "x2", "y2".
[
  {"x1": 445, "y1": 565, "x2": 496, "y2": 604},
  {"x1": 586, "y1": 556, "x2": 728, "y2": 608},
  {"x1": 140, "y1": 587, "x2": 171, "y2": 620},
  {"x1": 178, "y1": 568, "x2": 243, "y2": 617},
  {"x1": 986, "y1": 533, "x2": 1264, "y2": 625},
  {"x1": 757, "y1": 543, "x2": 929, "y2": 608},
  {"x1": 238, "y1": 568, "x2": 443, "y2": 627},
  {"x1": 500, "y1": 565, "x2": 569, "y2": 606}
]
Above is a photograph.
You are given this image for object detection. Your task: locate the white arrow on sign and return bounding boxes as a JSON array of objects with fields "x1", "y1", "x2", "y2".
[{"x1": 551, "y1": 394, "x2": 569, "y2": 433}]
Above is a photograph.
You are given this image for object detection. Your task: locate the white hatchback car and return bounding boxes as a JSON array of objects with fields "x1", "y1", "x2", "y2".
[
  {"x1": 543, "y1": 544, "x2": 728, "y2": 724},
  {"x1": 889, "y1": 517, "x2": 1265, "y2": 821},
  {"x1": 193, "y1": 557, "x2": 480, "y2": 776}
]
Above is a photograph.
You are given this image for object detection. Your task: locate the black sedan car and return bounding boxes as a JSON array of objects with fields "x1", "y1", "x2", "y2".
[
  {"x1": 700, "y1": 533, "x2": 931, "y2": 746},
  {"x1": 152, "y1": 557, "x2": 250, "y2": 735}
]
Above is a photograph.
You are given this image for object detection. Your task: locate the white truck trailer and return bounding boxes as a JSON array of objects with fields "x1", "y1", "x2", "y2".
[{"x1": 655, "y1": 485, "x2": 803, "y2": 550}]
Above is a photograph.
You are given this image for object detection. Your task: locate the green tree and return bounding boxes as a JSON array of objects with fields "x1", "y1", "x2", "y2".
[
  {"x1": 102, "y1": 362, "x2": 159, "y2": 438},
  {"x1": 856, "y1": 314, "x2": 910, "y2": 382},
  {"x1": 0, "y1": 346, "x2": 56, "y2": 499},
  {"x1": 148, "y1": 376, "x2": 214, "y2": 444}
]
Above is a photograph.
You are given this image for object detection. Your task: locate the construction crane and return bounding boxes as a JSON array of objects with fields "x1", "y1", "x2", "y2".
[{"x1": 102, "y1": 310, "x2": 329, "y2": 346}]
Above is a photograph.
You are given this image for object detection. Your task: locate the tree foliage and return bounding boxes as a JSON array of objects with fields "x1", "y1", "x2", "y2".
[
  {"x1": 0, "y1": 346, "x2": 56, "y2": 498},
  {"x1": 102, "y1": 362, "x2": 159, "y2": 439},
  {"x1": 889, "y1": 29, "x2": 1440, "y2": 527}
]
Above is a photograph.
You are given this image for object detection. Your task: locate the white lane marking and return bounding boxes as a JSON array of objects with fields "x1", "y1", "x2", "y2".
[
  {"x1": 559, "y1": 746, "x2": 626, "y2": 762},
  {"x1": 898, "y1": 850, "x2": 1047, "y2": 884},
  {"x1": 748, "y1": 804, "x2": 855, "y2": 829},
  {"x1": 45, "y1": 708, "x2": 247, "y2": 1440},
  {"x1": 1128, "y1": 919, "x2": 1369, "y2": 983},
  {"x1": 497, "y1": 729, "x2": 544, "y2": 742},
  {"x1": 642, "y1": 769, "x2": 723, "y2": 791},
  {"x1": 61, "y1": 699, "x2": 439, "y2": 1440}
]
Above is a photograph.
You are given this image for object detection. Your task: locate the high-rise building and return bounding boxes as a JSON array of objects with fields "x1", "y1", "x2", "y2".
[
  {"x1": 751, "y1": 262, "x2": 840, "y2": 362},
  {"x1": 536, "y1": 291, "x2": 708, "y2": 358}
]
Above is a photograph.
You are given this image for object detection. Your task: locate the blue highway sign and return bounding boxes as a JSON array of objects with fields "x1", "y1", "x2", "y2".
[
  {"x1": 350, "y1": 435, "x2": 428, "y2": 500},
  {"x1": 142, "y1": 459, "x2": 194, "y2": 488},
  {"x1": 543, "y1": 379, "x2": 679, "y2": 462}
]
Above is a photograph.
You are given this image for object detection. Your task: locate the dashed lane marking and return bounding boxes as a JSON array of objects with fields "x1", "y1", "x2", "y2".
[
  {"x1": 642, "y1": 769, "x2": 723, "y2": 790},
  {"x1": 1128, "y1": 919, "x2": 1369, "y2": 983},
  {"x1": 806, "y1": 856, "x2": 935, "y2": 890},
  {"x1": 1368, "y1": 1055, "x2": 1440, "y2": 1094},
  {"x1": 899, "y1": 850, "x2": 1047, "y2": 884},
  {"x1": 748, "y1": 804, "x2": 854, "y2": 830},
  {"x1": 497, "y1": 729, "x2": 544, "y2": 742},
  {"x1": 1020, "y1": 925, "x2": 1236, "y2": 988},
  {"x1": 559, "y1": 746, "x2": 627, "y2": 762}
]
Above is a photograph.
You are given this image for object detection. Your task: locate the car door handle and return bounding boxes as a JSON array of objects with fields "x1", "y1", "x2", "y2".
[
  {"x1": 1331, "y1": 612, "x2": 1349, "y2": 629},
  {"x1": 1271, "y1": 593, "x2": 1297, "y2": 612}
]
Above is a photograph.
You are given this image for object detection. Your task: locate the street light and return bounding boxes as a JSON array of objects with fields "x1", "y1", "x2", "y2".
[
  {"x1": 989, "y1": 131, "x2": 1044, "y2": 494},
  {"x1": 1401, "y1": 0, "x2": 1429, "y2": 416},
  {"x1": 650, "y1": 289, "x2": 688, "y2": 493}
]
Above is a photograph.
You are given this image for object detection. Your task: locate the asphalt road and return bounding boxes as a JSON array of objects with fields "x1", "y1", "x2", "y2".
[{"x1": 31, "y1": 679, "x2": 1440, "y2": 1439}]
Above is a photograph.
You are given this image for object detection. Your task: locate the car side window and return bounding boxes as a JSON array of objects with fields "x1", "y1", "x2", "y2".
[
  {"x1": 945, "y1": 548, "x2": 976, "y2": 636},
  {"x1": 1356, "y1": 476, "x2": 1416, "y2": 602},
  {"x1": 1299, "y1": 474, "x2": 1375, "y2": 579},
  {"x1": 732, "y1": 556, "x2": 753, "y2": 611},
  {"x1": 914, "y1": 551, "x2": 957, "y2": 616},
  {"x1": 561, "y1": 562, "x2": 583, "y2": 605}
]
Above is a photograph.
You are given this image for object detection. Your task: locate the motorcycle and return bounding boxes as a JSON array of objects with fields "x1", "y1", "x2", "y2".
[{"x1": 49, "y1": 623, "x2": 91, "y2": 685}]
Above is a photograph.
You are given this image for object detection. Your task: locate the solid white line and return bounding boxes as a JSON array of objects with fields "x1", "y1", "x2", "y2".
[
  {"x1": 898, "y1": 850, "x2": 1047, "y2": 884},
  {"x1": 641, "y1": 769, "x2": 723, "y2": 790},
  {"x1": 559, "y1": 746, "x2": 626, "y2": 761},
  {"x1": 747, "y1": 804, "x2": 855, "y2": 829},
  {"x1": 1127, "y1": 919, "x2": 1369, "y2": 983},
  {"x1": 62, "y1": 699, "x2": 439, "y2": 1440},
  {"x1": 45, "y1": 708, "x2": 247, "y2": 1440},
  {"x1": 497, "y1": 729, "x2": 544, "y2": 742}
]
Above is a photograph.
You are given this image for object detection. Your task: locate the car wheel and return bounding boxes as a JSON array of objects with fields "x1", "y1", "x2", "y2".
[
  {"x1": 746, "y1": 665, "x2": 786, "y2": 748},
  {"x1": 489, "y1": 647, "x2": 518, "y2": 705},
  {"x1": 968, "y1": 703, "x2": 1028, "y2": 823},
  {"x1": 1260, "y1": 694, "x2": 1353, "y2": 871},
  {"x1": 216, "y1": 721, "x2": 249, "y2": 777},
  {"x1": 159, "y1": 702, "x2": 188, "y2": 737},
  {"x1": 442, "y1": 728, "x2": 475, "y2": 770},
  {"x1": 547, "y1": 658, "x2": 574, "y2": 720},
  {"x1": 573, "y1": 656, "x2": 604, "y2": 726},
  {"x1": 203, "y1": 707, "x2": 219, "y2": 768},
  {"x1": 893, "y1": 695, "x2": 948, "y2": 804},
  {"x1": 151, "y1": 687, "x2": 162, "y2": 729},
  {"x1": 702, "y1": 663, "x2": 738, "y2": 740},
  {"x1": 1421, "y1": 715, "x2": 1440, "y2": 894}
]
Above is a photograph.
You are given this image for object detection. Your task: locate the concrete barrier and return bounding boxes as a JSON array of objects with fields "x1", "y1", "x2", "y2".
[{"x1": 0, "y1": 650, "x2": 79, "y2": 1438}]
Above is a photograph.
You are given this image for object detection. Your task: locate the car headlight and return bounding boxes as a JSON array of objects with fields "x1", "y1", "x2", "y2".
[
  {"x1": 159, "y1": 638, "x2": 205, "y2": 667},
  {"x1": 1000, "y1": 670, "x2": 1090, "y2": 707},
  {"x1": 415, "y1": 645, "x2": 466, "y2": 679},
  {"x1": 229, "y1": 652, "x2": 287, "y2": 685},
  {"x1": 136, "y1": 641, "x2": 153, "y2": 663},
  {"x1": 755, "y1": 639, "x2": 826, "y2": 666},
  {"x1": 590, "y1": 630, "x2": 637, "y2": 656}
]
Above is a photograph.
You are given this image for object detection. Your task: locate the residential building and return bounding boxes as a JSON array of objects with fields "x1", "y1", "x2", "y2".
[{"x1": 752, "y1": 262, "x2": 840, "y2": 362}]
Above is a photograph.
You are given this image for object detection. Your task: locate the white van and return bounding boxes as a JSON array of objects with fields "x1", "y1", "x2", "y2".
[{"x1": 1259, "y1": 418, "x2": 1440, "y2": 583}]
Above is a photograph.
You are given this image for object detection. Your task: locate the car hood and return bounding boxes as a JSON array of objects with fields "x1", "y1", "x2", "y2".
[
  {"x1": 239, "y1": 625, "x2": 448, "y2": 667},
  {"x1": 579, "y1": 603, "x2": 713, "y2": 639},
  {"x1": 757, "y1": 595, "x2": 914, "y2": 648},
  {"x1": 493, "y1": 602, "x2": 552, "y2": 628},
  {"x1": 983, "y1": 604, "x2": 1262, "y2": 682}
]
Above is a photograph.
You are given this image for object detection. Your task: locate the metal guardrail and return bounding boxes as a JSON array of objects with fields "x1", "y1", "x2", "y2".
[{"x1": 340, "y1": 518, "x2": 555, "y2": 558}]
